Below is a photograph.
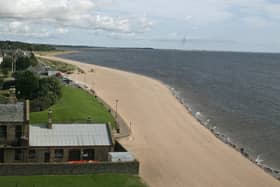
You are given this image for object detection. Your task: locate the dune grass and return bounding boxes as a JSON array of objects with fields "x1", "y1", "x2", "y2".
[
  {"x1": 30, "y1": 86, "x2": 116, "y2": 127},
  {"x1": 0, "y1": 174, "x2": 147, "y2": 187}
]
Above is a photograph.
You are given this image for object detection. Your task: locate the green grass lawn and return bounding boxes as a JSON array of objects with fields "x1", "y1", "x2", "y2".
[
  {"x1": 0, "y1": 174, "x2": 147, "y2": 187},
  {"x1": 30, "y1": 86, "x2": 116, "y2": 127}
]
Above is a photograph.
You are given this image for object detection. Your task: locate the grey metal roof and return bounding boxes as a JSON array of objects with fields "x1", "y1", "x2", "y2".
[
  {"x1": 29, "y1": 124, "x2": 112, "y2": 147},
  {"x1": 0, "y1": 103, "x2": 25, "y2": 123}
]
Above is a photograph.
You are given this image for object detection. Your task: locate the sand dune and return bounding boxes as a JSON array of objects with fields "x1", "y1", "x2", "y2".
[{"x1": 39, "y1": 55, "x2": 280, "y2": 187}]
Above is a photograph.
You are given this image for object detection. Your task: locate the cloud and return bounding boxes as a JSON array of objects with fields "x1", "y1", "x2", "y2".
[
  {"x1": 7, "y1": 21, "x2": 30, "y2": 34},
  {"x1": 56, "y1": 28, "x2": 69, "y2": 34},
  {"x1": 0, "y1": 0, "x2": 153, "y2": 36},
  {"x1": 228, "y1": 0, "x2": 280, "y2": 19},
  {"x1": 0, "y1": 21, "x2": 47, "y2": 37},
  {"x1": 243, "y1": 16, "x2": 273, "y2": 28}
]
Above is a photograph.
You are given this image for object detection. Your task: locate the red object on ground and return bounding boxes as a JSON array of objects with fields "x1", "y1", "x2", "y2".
[
  {"x1": 56, "y1": 72, "x2": 63, "y2": 77},
  {"x1": 68, "y1": 160, "x2": 99, "y2": 164}
]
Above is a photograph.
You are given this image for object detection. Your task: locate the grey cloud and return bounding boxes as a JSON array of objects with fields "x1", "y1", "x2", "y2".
[{"x1": 0, "y1": 0, "x2": 153, "y2": 35}]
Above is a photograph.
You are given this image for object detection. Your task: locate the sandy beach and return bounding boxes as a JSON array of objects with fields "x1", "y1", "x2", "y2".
[{"x1": 39, "y1": 55, "x2": 280, "y2": 187}]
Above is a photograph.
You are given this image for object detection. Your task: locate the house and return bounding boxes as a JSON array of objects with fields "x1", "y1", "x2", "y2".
[
  {"x1": 0, "y1": 89, "x2": 114, "y2": 163},
  {"x1": 0, "y1": 52, "x2": 3, "y2": 65},
  {"x1": 27, "y1": 123, "x2": 113, "y2": 162},
  {"x1": 47, "y1": 70, "x2": 60, "y2": 77}
]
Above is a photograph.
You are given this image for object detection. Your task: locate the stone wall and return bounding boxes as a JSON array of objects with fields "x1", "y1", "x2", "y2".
[{"x1": 0, "y1": 161, "x2": 139, "y2": 176}]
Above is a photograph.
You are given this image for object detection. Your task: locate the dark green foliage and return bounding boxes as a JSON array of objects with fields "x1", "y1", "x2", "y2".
[
  {"x1": 31, "y1": 77, "x2": 62, "y2": 111},
  {"x1": 30, "y1": 53, "x2": 38, "y2": 66},
  {"x1": 0, "y1": 40, "x2": 56, "y2": 51},
  {"x1": 1, "y1": 68, "x2": 9, "y2": 77},
  {"x1": 30, "y1": 96, "x2": 53, "y2": 112},
  {"x1": 0, "y1": 78, "x2": 3, "y2": 87},
  {"x1": 2, "y1": 80, "x2": 15, "y2": 90},
  {"x1": 15, "y1": 56, "x2": 31, "y2": 70},
  {"x1": 1, "y1": 56, "x2": 13, "y2": 70},
  {"x1": 15, "y1": 71, "x2": 39, "y2": 99},
  {"x1": 14, "y1": 70, "x2": 62, "y2": 111},
  {"x1": 0, "y1": 57, "x2": 13, "y2": 77}
]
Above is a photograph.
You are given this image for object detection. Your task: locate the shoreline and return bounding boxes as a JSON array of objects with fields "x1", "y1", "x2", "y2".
[
  {"x1": 38, "y1": 54, "x2": 280, "y2": 187},
  {"x1": 168, "y1": 86, "x2": 280, "y2": 179}
]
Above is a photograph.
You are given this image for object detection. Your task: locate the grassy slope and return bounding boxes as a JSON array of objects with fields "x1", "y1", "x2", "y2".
[
  {"x1": 0, "y1": 174, "x2": 146, "y2": 187},
  {"x1": 30, "y1": 86, "x2": 116, "y2": 127}
]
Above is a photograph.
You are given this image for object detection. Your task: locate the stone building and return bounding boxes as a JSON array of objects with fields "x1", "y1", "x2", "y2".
[{"x1": 0, "y1": 90, "x2": 114, "y2": 163}]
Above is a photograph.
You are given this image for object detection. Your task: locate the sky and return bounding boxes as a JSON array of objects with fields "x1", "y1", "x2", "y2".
[{"x1": 0, "y1": 0, "x2": 280, "y2": 52}]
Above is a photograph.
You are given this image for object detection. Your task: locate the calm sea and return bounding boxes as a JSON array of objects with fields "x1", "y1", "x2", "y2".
[{"x1": 59, "y1": 48, "x2": 280, "y2": 171}]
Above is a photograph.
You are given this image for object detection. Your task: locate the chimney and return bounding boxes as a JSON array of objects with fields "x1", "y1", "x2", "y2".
[
  {"x1": 87, "y1": 116, "x2": 92, "y2": 123},
  {"x1": 25, "y1": 100, "x2": 30, "y2": 123},
  {"x1": 48, "y1": 108, "x2": 53, "y2": 129},
  {"x1": 23, "y1": 100, "x2": 30, "y2": 138},
  {"x1": 8, "y1": 87, "x2": 17, "y2": 104}
]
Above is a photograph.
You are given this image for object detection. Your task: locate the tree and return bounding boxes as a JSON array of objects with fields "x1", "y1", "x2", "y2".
[
  {"x1": 30, "y1": 53, "x2": 38, "y2": 66},
  {"x1": 0, "y1": 78, "x2": 3, "y2": 89},
  {"x1": 1, "y1": 56, "x2": 13, "y2": 70},
  {"x1": 30, "y1": 77, "x2": 62, "y2": 112},
  {"x1": 15, "y1": 71, "x2": 39, "y2": 99},
  {"x1": 38, "y1": 77, "x2": 62, "y2": 97},
  {"x1": 16, "y1": 56, "x2": 31, "y2": 70}
]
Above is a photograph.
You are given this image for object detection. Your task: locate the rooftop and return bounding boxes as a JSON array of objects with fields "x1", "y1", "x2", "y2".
[
  {"x1": 29, "y1": 124, "x2": 112, "y2": 147},
  {"x1": 0, "y1": 103, "x2": 25, "y2": 123}
]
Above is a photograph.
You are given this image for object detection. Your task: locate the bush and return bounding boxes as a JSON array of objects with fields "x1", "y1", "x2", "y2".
[{"x1": 30, "y1": 96, "x2": 53, "y2": 112}]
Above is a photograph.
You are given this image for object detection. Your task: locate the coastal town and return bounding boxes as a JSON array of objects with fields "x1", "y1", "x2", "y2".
[
  {"x1": 0, "y1": 41, "x2": 142, "y2": 186},
  {"x1": 2, "y1": 1, "x2": 280, "y2": 186}
]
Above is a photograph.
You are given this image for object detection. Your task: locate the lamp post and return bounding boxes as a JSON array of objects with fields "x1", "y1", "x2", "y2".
[{"x1": 115, "y1": 99, "x2": 120, "y2": 133}]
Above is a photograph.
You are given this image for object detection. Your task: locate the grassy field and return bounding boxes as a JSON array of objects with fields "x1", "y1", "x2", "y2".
[
  {"x1": 30, "y1": 86, "x2": 116, "y2": 127},
  {"x1": 0, "y1": 174, "x2": 147, "y2": 187}
]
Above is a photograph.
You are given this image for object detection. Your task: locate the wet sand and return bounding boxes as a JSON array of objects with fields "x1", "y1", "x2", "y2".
[{"x1": 39, "y1": 55, "x2": 280, "y2": 187}]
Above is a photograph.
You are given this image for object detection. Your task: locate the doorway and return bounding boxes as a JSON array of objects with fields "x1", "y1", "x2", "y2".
[
  {"x1": 82, "y1": 149, "x2": 95, "y2": 160},
  {"x1": 0, "y1": 150, "x2": 4, "y2": 163},
  {"x1": 69, "y1": 150, "x2": 81, "y2": 161},
  {"x1": 44, "y1": 152, "x2": 50, "y2": 162}
]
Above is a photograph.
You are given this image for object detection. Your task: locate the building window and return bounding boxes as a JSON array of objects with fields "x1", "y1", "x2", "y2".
[
  {"x1": 55, "y1": 149, "x2": 64, "y2": 159},
  {"x1": 0, "y1": 126, "x2": 7, "y2": 139},
  {"x1": 82, "y1": 149, "x2": 95, "y2": 160},
  {"x1": 69, "y1": 150, "x2": 80, "y2": 161},
  {"x1": 29, "y1": 150, "x2": 36, "y2": 159},
  {"x1": 15, "y1": 149, "x2": 22, "y2": 161},
  {"x1": 15, "y1": 126, "x2": 22, "y2": 138}
]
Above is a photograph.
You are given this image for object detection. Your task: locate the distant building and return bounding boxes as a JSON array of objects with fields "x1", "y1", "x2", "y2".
[
  {"x1": 0, "y1": 52, "x2": 3, "y2": 65},
  {"x1": 47, "y1": 70, "x2": 60, "y2": 77},
  {"x1": 0, "y1": 89, "x2": 114, "y2": 163}
]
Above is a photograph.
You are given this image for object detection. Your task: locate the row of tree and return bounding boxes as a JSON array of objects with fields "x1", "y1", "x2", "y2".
[
  {"x1": 0, "y1": 41, "x2": 56, "y2": 51},
  {"x1": 0, "y1": 53, "x2": 38, "y2": 75}
]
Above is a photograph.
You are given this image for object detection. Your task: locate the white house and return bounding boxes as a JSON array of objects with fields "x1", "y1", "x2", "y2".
[{"x1": 0, "y1": 55, "x2": 3, "y2": 65}]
